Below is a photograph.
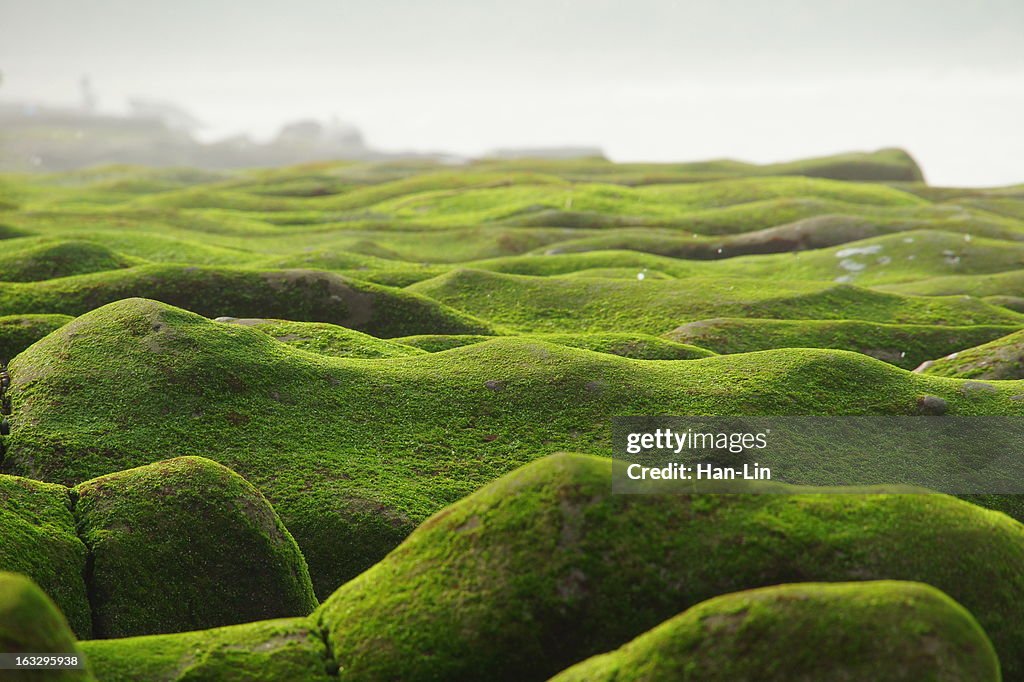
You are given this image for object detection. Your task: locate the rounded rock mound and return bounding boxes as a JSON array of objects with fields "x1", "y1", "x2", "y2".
[
  {"x1": 74, "y1": 456, "x2": 317, "y2": 638},
  {"x1": 316, "y1": 452, "x2": 1024, "y2": 681},
  {"x1": 550, "y1": 581, "x2": 1000, "y2": 682}
]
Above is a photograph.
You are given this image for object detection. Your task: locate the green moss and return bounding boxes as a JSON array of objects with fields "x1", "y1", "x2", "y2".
[
  {"x1": 80, "y1": 617, "x2": 333, "y2": 682},
  {"x1": 0, "y1": 572, "x2": 92, "y2": 681},
  {"x1": 2, "y1": 154, "x2": 1024, "y2": 670},
  {"x1": 5, "y1": 158, "x2": 1018, "y2": 274},
  {"x1": 918, "y1": 328, "x2": 1024, "y2": 379},
  {"x1": 408, "y1": 269, "x2": 1022, "y2": 334},
  {"x1": 520, "y1": 333, "x2": 713, "y2": 359},
  {"x1": 668, "y1": 317, "x2": 1018, "y2": 369},
  {"x1": 0, "y1": 223, "x2": 31, "y2": 240},
  {"x1": 469, "y1": 148, "x2": 924, "y2": 184},
  {"x1": 216, "y1": 317, "x2": 425, "y2": 358},
  {"x1": 983, "y1": 296, "x2": 1024, "y2": 313},
  {"x1": 0, "y1": 476, "x2": 90, "y2": 638},
  {"x1": 536, "y1": 213, "x2": 1024, "y2": 260},
  {"x1": 358, "y1": 175, "x2": 924, "y2": 229},
  {"x1": 550, "y1": 581, "x2": 999, "y2": 682},
  {"x1": 7, "y1": 299, "x2": 1024, "y2": 596},
  {"x1": 761, "y1": 148, "x2": 924, "y2": 182},
  {"x1": 882, "y1": 269, "x2": 1024, "y2": 299},
  {"x1": 0, "y1": 314, "x2": 73, "y2": 363},
  {"x1": 316, "y1": 453, "x2": 1024, "y2": 681},
  {"x1": 390, "y1": 334, "x2": 497, "y2": 352},
  {"x1": 0, "y1": 240, "x2": 140, "y2": 283},
  {"x1": 0, "y1": 266, "x2": 497, "y2": 337},
  {"x1": 395, "y1": 332, "x2": 713, "y2": 359},
  {"x1": 437, "y1": 231, "x2": 1024, "y2": 287},
  {"x1": 73, "y1": 456, "x2": 317, "y2": 638},
  {"x1": 258, "y1": 248, "x2": 436, "y2": 274}
]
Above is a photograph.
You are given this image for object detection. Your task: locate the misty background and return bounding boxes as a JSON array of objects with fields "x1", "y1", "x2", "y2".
[{"x1": 1, "y1": 0, "x2": 1021, "y2": 185}]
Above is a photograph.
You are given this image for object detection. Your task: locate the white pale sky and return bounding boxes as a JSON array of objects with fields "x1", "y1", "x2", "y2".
[{"x1": 1, "y1": 0, "x2": 1022, "y2": 185}]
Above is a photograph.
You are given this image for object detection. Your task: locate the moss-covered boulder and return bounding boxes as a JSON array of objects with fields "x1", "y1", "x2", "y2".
[
  {"x1": 396, "y1": 332, "x2": 714, "y2": 360},
  {"x1": 549, "y1": 581, "x2": 1000, "y2": 682},
  {"x1": 768, "y1": 147, "x2": 925, "y2": 182},
  {"x1": 216, "y1": 317, "x2": 425, "y2": 358},
  {"x1": 0, "y1": 240, "x2": 139, "y2": 283},
  {"x1": 407, "y1": 269, "x2": 1022, "y2": 334},
  {"x1": 882, "y1": 270, "x2": 1024, "y2": 299},
  {"x1": 316, "y1": 453, "x2": 1024, "y2": 682},
  {"x1": 74, "y1": 456, "x2": 317, "y2": 638},
  {"x1": 524, "y1": 333, "x2": 713, "y2": 359},
  {"x1": 668, "y1": 317, "x2": 1017, "y2": 370},
  {"x1": 918, "y1": 329, "x2": 1024, "y2": 380},
  {"x1": 80, "y1": 617, "x2": 333, "y2": 682},
  {"x1": 390, "y1": 333, "x2": 496, "y2": 352},
  {"x1": 0, "y1": 572, "x2": 92, "y2": 681},
  {"x1": 0, "y1": 267, "x2": 497, "y2": 337},
  {"x1": 0, "y1": 475, "x2": 90, "y2": 637},
  {"x1": 7, "y1": 298, "x2": 1024, "y2": 595}
]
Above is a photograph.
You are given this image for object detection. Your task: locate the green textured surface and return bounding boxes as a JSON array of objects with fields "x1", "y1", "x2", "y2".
[
  {"x1": 550, "y1": 581, "x2": 1000, "y2": 682},
  {"x1": 74, "y1": 456, "x2": 317, "y2": 639},
  {"x1": 7, "y1": 299, "x2": 1024, "y2": 596},
  {"x1": 81, "y1": 617, "x2": 333, "y2": 682},
  {"x1": 0, "y1": 151, "x2": 1021, "y2": 679},
  {"x1": 0, "y1": 476, "x2": 90, "y2": 638},
  {"x1": 315, "y1": 453, "x2": 1024, "y2": 681}
]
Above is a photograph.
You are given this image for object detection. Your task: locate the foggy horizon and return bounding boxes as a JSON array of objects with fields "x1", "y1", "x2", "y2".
[{"x1": 1, "y1": 0, "x2": 1022, "y2": 185}]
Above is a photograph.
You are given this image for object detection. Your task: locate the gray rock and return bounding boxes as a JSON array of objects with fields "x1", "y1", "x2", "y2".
[
  {"x1": 961, "y1": 381, "x2": 998, "y2": 396},
  {"x1": 916, "y1": 395, "x2": 947, "y2": 415}
]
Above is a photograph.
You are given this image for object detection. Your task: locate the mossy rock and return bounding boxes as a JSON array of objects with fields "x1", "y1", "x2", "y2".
[
  {"x1": 74, "y1": 456, "x2": 317, "y2": 638},
  {"x1": 0, "y1": 266, "x2": 497, "y2": 337},
  {"x1": 80, "y1": 617, "x2": 333, "y2": 682},
  {"x1": 883, "y1": 270, "x2": 1024, "y2": 299},
  {"x1": 983, "y1": 296, "x2": 1024, "y2": 314},
  {"x1": 451, "y1": 231, "x2": 1024, "y2": 287},
  {"x1": 668, "y1": 317, "x2": 1018, "y2": 370},
  {"x1": 364, "y1": 174, "x2": 926, "y2": 230},
  {"x1": 549, "y1": 581, "x2": 999, "y2": 682},
  {"x1": 7, "y1": 299, "x2": 1024, "y2": 596},
  {"x1": 396, "y1": 332, "x2": 713, "y2": 360},
  {"x1": 407, "y1": 269, "x2": 1022, "y2": 334},
  {"x1": 0, "y1": 240, "x2": 140, "y2": 283},
  {"x1": 390, "y1": 333, "x2": 496, "y2": 352},
  {"x1": 216, "y1": 317, "x2": 425, "y2": 358},
  {"x1": 0, "y1": 314, "x2": 73, "y2": 364},
  {"x1": 917, "y1": 328, "x2": 1024, "y2": 380},
  {"x1": 0, "y1": 572, "x2": 92, "y2": 681},
  {"x1": 764, "y1": 148, "x2": 925, "y2": 182},
  {"x1": 523, "y1": 333, "x2": 713, "y2": 359},
  {"x1": 0, "y1": 476, "x2": 90, "y2": 638},
  {"x1": 533, "y1": 215, "x2": 894, "y2": 260},
  {"x1": 316, "y1": 453, "x2": 1024, "y2": 681}
]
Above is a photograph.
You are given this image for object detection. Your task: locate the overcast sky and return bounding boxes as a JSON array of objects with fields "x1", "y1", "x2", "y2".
[{"x1": 1, "y1": 0, "x2": 1022, "y2": 185}]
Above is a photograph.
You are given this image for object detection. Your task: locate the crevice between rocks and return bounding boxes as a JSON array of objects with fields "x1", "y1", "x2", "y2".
[
  {"x1": 67, "y1": 486, "x2": 102, "y2": 641},
  {"x1": 315, "y1": 613, "x2": 341, "y2": 678}
]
